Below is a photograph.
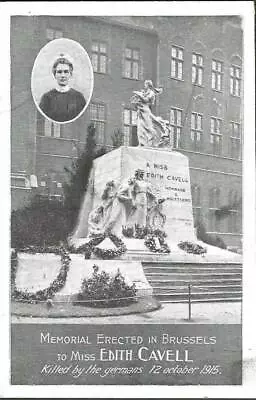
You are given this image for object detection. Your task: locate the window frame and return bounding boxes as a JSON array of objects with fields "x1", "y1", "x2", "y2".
[
  {"x1": 192, "y1": 53, "x2": 204, "y2": 86},
  {"x1": 210, "y1": 116, "x2": 223, "y2": 155},
  {"x1": 211, "y1": 59, "x2": 224, "y2": 92},
  {"x1": 191, "y1": 184, "x2": 201, "y2": 226},
  {"x1": 36, "y1": 112, "x2": 64, "y2": 138},
  {"x1": 169, "y1": 107, "x2": 183, "y2": 148},
  {"x1": 89, "y1": 102, "x2": 107, "y2": 145},
  {"x1": 38, "y1": 172, "x2": 64, "y2": 202},
  {"x1": 208, "y1": 187, "x2": 221, "y2": 232},
  {"x1": 229, "y1": 121, "x2": 241, "y2": 159},
  {"x1": 227, "y1": 189, "x2": 239, "y2": 233},
  {"x1": 123, "y1": 47, "x2": 140, "y2": 80},
  {"x1": 123, "y1": 108, "x2": 137, "y2": 146},
  {"x1": 230, "y1": 64, "x2": 242, "y2": 97},
  {"x1": 46, "y1": 28, "x2": 63, "y2": 41},
  {"x1": 91, "y1": 41, "x2": 108, "y2": 74},
  {"x1": 171, "y1": 45, "x2": 184, "y2": 81},
  {"x1": 191, "y1": 112, "x2": 203, "y2": 151}
]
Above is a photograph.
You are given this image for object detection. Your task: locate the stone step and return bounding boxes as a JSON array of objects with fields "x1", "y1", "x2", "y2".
[
  {"x1": 155, "y1": 290, "x2": 242, "y2": 301},
  {"x1": 142, "y1": 260, "x2": 242, "y2": 303},
  {"x1": 152, "y1": 285, "x2": 242, "y2": 293},
  {"x1": 160, "y1": 297, "x2": 242, "y2": 303},
  {"x1": 151, "y1": 278, "x2": 242, "y2": 287},
  {"x1": 143, "y1": 262, "x2": 242, "y2": 268},
  {"x1": 145, "y1": 272, "x2": 242, "y2": 280},
  {"x1": 143, "y1": 266, "x2": 242, "y2": 274}
]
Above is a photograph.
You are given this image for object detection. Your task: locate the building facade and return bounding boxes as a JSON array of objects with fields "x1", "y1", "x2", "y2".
[{"x1": 11, "y1": 16, "x2": 243, "y2": 247}]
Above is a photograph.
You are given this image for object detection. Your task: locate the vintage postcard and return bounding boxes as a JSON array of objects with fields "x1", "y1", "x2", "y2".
[{"x1": 1, "y1": 1, "x2": 255, "y2": 398}]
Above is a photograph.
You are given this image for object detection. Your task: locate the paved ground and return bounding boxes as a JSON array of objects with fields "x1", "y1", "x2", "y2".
[{"x1": 12, "y1": 301, "x2": 242, "y2": 324}]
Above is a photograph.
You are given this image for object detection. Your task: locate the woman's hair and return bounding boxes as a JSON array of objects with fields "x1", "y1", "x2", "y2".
[
  {"x1": 101, "y1": 181, "x2": 115, "y2": 200},
  {"x1": 52, "y1": 56, "x2": 74, "y2": 76},
  {"x1": 144, "y1": 79, "x2": 163, "y2": 95},
  {"x1": 144, "y1": 80, "x2": 154, "y2": 88}
]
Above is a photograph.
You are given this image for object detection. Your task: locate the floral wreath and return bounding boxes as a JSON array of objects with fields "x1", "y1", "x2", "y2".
[
  {"x1": 144, "y1": 229, "x2": 170, "y2": 254},
  {"x1": 11, "y1": 245, "x2": 71, "y2": 303},
  {"x1": 74, "y1": 232, "x2": 127, "y2": 260},
  {"x1": 178, "y1": 241, "x2": 207, "y2": 256}
]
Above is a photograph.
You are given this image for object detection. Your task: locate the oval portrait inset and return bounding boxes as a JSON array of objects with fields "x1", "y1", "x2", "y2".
[{"x1": 31, "y1": 38, "x2": 94, "y2": 124}]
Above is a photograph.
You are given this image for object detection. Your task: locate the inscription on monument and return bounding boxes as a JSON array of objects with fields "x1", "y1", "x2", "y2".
[{"x1": 89, "y1": 146, "x2": 195, "y2": 242}]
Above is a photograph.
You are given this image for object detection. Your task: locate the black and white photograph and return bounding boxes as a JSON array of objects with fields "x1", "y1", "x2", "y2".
[
  {"x1": 1, "y1": 1, "x2": 255, "y2": 398},
  {"x1": 31, "y1": 37, "x2": 93, "y2": 123}
]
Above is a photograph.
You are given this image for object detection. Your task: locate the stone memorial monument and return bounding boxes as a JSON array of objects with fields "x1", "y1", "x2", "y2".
[
  {"x1": 72, "y1": 147, "x2": 195, "y2": 245},
  {"x1": 72, "y1": 79, "x2": 195, "y2": 249},
  {"x1": 58, "y1": 80, "x2": 193, "y2": 300},
  {"x1": 15, "y1": 80, "x2": 241, "y2": 306}
]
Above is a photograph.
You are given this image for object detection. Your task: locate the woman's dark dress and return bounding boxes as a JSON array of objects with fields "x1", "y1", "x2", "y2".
[{"x1": 39, "y1": 88, "x2": 86, "y2": 122}]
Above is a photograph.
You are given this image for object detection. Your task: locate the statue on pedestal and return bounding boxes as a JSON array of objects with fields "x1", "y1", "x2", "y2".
[
  {"x1": 128, "y1": 169, "x2": 156, "y2": 228},
  {"x1": 88, "y1": 178, "x2": 135, "y2": 237},
  {"x1": 87, "y1": 169, "x2": 166, "y2": 237},
  {"x1": 87, "y1": 180, "x2": 116, "y2": 235},
  {"x1": 131, "y1": 80, "x2": 172, "y2": 148}
]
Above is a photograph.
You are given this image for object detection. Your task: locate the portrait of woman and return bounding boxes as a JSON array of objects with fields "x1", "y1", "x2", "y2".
[{"x1": 31, "y1": 38, "x2": 94, "y2": 124}]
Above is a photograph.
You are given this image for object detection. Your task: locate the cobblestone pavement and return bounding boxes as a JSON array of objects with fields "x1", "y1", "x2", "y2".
[{"x1": 12, "y1": 301, "x2": 242, "y2": 324}]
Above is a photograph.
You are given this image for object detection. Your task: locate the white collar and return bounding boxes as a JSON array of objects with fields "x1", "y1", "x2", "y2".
[{"x1": 55, "y1": 85, "x2": 71, "y2": 93}]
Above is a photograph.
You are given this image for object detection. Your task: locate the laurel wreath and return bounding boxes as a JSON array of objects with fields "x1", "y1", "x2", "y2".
[
  {"x1": 178, "y1": 241, "x2": 207, "y2": 255},
  {"x1": 11, "y1": 245, "x2": 71, "y2": 303},
  {"x1": 73, "y1": 233, "x2": 127, "y2": 260},
  {"x1": 144, "y1": 231, "x2": 170, "y2": 254}
]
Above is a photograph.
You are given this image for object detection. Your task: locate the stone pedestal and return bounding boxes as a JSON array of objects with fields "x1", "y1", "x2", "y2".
[
  {"x1": 15, "y1": 253, "x2": 153, "y2": 302},
  {"x1": 72, "y1": 146, "x2": 195, "y2": 242},
  {"x1": 54, "y1": 258, "x2": 153, "y2": 302}
]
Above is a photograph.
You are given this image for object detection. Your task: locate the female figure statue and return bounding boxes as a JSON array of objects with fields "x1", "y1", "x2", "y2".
[
  {"x1": 87, "y1": 180, "x2": 116, "y2": 236},
  {"x1": 87, "y1": 205, "x2": 105, "y2": 235},
  {"x1": 88, "y1": 178, "x2": 135, "y2": 237},
  {"x1": 128, "y1": 169, "x2": 156, "y2": 228},
  {"x1": 131, "y1": 80, "x2": 171, "y2": 148},
  {"x1": 103, "y1": 178, "x2": 135, "y2": 236}
]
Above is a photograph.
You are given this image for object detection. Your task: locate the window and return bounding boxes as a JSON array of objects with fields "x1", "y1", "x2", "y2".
[
  {"x1": 123, "y1": 47, "x2": 140, "y2": 80},
  {"x1": 38, "y1": 172, "x2": 64, "y2": 201},
  {"x1": 44, "y1": 119, "x2": 62, "y2": 138},
  {"x1": 227, "y1": 189, "x2": 240, "y2": 232},
  {"x1": 36, "y1": 112, "x2": 63, "y2": 137},
  {"x1": 209, "y1": 187, "x2": 220, "y2": 209},
  {"x1": 228, "y1": 212, "x2": 238, "y2": 233},
  {"x1": 171, "y1": 46, "x2": 183, "y2": 80},
  {"x1": 211, "y1": 60, "x2": 223, "y2": 91},
  {"x1": 228, "y1": 189, "x2": 240, "y2": 209},
  {"x1": 208, "y1": 188, "x2": 220, "y2": 232},
  {"x1": 210, "y1": 117, "x2": 222, "y2": 155},
  {"x1": 191, "y1": 112, "x2": 203, "y2": 151},
  {"x1": 230, "y1": 65, "x2": 241, "y2": 97},
  {"x1": 123, "y1": 109, "x2": 137, "y2": 146},
  {"x1": 192, "y1": 53, "x2": 203, "y2": 85},
  {"x1": 89, "y1": 103, "x2": 106, "y2": 144},
  {"x1": 170, "y1": 108, "x2": 182, "y2": 148},
  {"x1": 230, "y1": 122, "x2": 241, "y2": 159},
  {"x1": 46, "y1": 28, "x2": 63, "y2": 41},
  {"x1": 191, "y1": 185, "x2": 201, "y2": 226},
  {"x1": 91, "y1": 42, "x2": 108, "y2": 74}
]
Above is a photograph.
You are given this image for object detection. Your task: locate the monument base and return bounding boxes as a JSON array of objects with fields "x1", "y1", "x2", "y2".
[
  {"x1": 72, "y1": 237, "x2": 242, "y2": 264},
  {"x1": 14, "y1": 253, "x2": 153, "y2": 303},
  {"x1": 72, "y1": 146, "x2": 196, "y2": 242},
  {"x1": 54, "y1": 257, "x2": 153, "y2": 302}
]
